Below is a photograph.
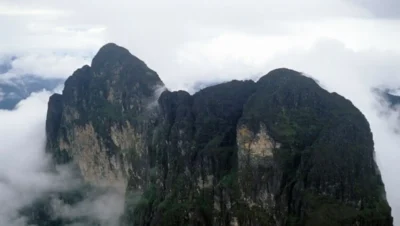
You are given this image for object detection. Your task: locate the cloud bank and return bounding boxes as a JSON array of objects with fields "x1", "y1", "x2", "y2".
[
  {"x1": 0, "y1": 0, "x2": 400, "y2": 225},
  {"x1": 0, "y1": 91, "x2": 124, "y2": 226}
]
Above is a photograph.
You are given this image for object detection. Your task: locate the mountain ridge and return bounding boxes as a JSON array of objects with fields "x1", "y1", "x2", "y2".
[{"x1": 45, "y1": 43, "x2": 392, "y2": 226}]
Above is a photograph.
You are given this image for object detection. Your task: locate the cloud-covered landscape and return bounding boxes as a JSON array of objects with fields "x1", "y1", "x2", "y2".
[{"x1": 0, "y1": 0, "x2": 399, "y2": 225}]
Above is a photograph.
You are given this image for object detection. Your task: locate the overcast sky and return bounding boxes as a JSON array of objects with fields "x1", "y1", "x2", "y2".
[
  {"x1": 0, "y1": 0, "x2": 399, "y2": 88},
  {"x1": 0, "y1": 0, "x2": 400, "y2": 225}
]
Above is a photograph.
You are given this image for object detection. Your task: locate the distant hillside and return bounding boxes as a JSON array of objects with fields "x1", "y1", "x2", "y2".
[
  {"x1": 0, "y1": 75, "x2": 62, "y2": 109},
  {"x1": 0, "y1": 57, "x2": 63, "y2": 109},
  {"x1": 373, "y1": 88, "x2": 400, "y2": 108}
]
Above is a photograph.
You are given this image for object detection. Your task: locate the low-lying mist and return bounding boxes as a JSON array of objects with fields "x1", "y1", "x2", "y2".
[
  {"x1": 1, "y1": 38, "x2": 400, "y2": 225},
  {"x1": 0, "y1": 90, "x2": 124, "y2": 226}
]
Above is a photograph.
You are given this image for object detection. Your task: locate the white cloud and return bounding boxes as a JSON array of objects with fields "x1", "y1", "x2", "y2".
[
  {"x1": 51, "y1": 190, "x2": 124, "y2": 226},
  {"x1": 0, "y1": 5, "x2": 66, "y2": 16},
  {"x1": 8, "y1": 54, "x2": 90, "y2": 79},
  {"x1": 0, "y1": 91, "x2": 124, "y2": 225},
  {"x1": 0, "y1": 0, "x2": 396, "y2": 82},
  {"x1": 0, "y1": 0, "x2": 400, "y2": 225},
  {"x1": 0, "y1": 90, "x2": 65, "y2": 225}
]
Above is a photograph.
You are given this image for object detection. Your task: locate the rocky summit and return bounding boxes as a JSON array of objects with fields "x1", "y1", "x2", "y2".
[{"x1": 45, "y1": 43, "x2": 392, "y2": 226}]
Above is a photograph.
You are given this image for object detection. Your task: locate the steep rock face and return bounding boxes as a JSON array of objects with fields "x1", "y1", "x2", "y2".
[
  {"x1": 128, "y1": 80, "x2": 257, "y2": 226},
  {"x1": 238, "y1": 69, "x2": 391, "y2": 225},
  {"x1": 46, "y1": 43, "x2": 163, "y2": 191},
  {"x1": 46, "y1": 43, "x2": 392, "y2": 226}
]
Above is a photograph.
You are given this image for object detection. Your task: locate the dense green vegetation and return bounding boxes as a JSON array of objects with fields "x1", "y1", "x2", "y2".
[
  {"x1": 45, "y1": 43, "x2": 392, "y2": 226},
  {"x1": 238, "y1": 68, "x2": 392, "y2": 225}
]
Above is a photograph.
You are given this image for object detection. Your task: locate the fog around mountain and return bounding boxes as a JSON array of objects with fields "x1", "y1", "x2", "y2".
[{"x1": 0, "y1": 0, "x2": 400, "y2": 225}]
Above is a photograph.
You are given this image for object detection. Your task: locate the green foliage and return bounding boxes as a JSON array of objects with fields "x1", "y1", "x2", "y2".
[
  {"x1": 303, "y1": 192, "x2": 392, "y2": 226},
  {"x1": 46, "y1": 44, "x2": 392, "y2": 226},
  {"x1": 234, "y1": 202, "x2": 275, "y2": 225},
  {"x1": 238, "y1": 68, "x2": 392, "y2": 225}
]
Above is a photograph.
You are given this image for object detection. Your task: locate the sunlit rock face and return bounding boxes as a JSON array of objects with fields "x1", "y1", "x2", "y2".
[
  {"x1": 46, "y1": 43, "x2": 164, "y2": 192},
  {"x1": 46, "y1": 44, "x2": 393, "y2": 226}
]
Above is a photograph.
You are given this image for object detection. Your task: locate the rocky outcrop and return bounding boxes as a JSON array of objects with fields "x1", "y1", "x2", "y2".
[
  {"x1": 46, "y1": 43, "x2": 163, "y2": 191},
  {"x1": 46, "y1": 43, "x2": 392, "y2": 225},
  {"x1": 237, "y1": 69, "x2": 392, "y2": 225}
]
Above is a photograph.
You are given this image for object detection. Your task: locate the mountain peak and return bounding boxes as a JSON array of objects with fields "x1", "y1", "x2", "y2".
[
  {"x1": 44, "y1": 43, "x2": 392, "y2": 226},
  {"x1": 91, "y1": 42, "x2": 145, "y2": 72},
  {"x1": 260, "y1": 67, "x2": 306, "y2": 81},
  {"x1": 257, "y1": 67, "x2": 318, "y2": 90},
  {"x1": 95, "y1": 43, "x2": 130, "y2": 57}
]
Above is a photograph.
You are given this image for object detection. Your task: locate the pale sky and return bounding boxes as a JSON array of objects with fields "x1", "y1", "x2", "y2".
[
  {"x1": 0, "y1": 0, "x2": 400, "y2": 225},
  {"x1": 0, "y1": 0, "x2": 399, "y2": 89}
]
